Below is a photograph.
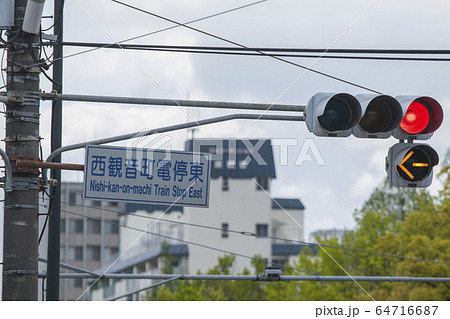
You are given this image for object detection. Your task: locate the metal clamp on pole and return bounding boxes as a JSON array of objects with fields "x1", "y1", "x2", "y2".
[
  {"x1": 0, "y1": 148, "x2": 13, "y2": 192},
  {"x1": 5, "y1": 110, "x2": 41, "y2": 124},
  {"x1": 10, "y1": 177, "x2": 42, "y2": 191},
  {"x1": 3, "y1": 270, "x2": 40, "y2": 276},
  {"x1": 20, "y1": 91, "x2": 41, "y2": 107}
]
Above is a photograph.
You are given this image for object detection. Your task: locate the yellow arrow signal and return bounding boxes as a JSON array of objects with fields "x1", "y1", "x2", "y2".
[
  {"x1": 413, "y1": 163, "x2": 429, "y2": 167},
  {"x1": 398, "y1": 150, "x2": 430, "y2": 180},
  {"x1": 398, "y1": 150, "x2": 414, "y2": 179}
]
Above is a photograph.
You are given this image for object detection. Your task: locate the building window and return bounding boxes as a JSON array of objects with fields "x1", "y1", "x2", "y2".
[
  {"x1": 126, "y1": 278, "x2": 139, "y2": 291},
  {"x1": 68, "y1": 192, "x2": 77, "y2": 205},
  {"x1": 221, "y1": 223, "x2": 229, "y2": 238},
  {"x1": 222, "y1": 176, "x2": 229, "y2": 191},
  {"x1": 74, "y1": 278, "x2": 82, "y2": 288},
  {"x1": 87, "y1": 245, "x2": 101, "y2": 261},
  {"x1": 256, "y1": 224, "x2": 268, "y2": 238},
  {"x1": 104, "y1": 247, "x2": 119, "y2": 262},
  {"x1": 109, "y1": 201, "x2": 118, "y2": 207},
  {"x1": 136, "y1": 262, "x2": 147, "y2": 274},
  {"x1": 214, "y1": 160, "x2": 223, "y2": 169},
  {"x1": 256, "y1": 177, "x2": 268, "y2": 191},
  {"x1": 104, "y1": 221, "x2": 119, "y2": 234},
  {"x1": 92, "y1": 200, "x2": 102, "y2": 207},
  {"x1": 66, "y1": 278, "x2": 83, "y2": 288},
  {"x1": 67, "y1": 246, "x2": 83, "y2": 260},
  {"x1": 60, "y1": 218, "x2": 66, "y2": 233},
  {"x1": 103, "y1": 280, "x2": 115, "y2": 299},
  {"x1": 87, "y1": 219, "x2": 101, "y2": 234},
  {"x1": 68, "y1": 219, "x2": 83, "y2": 233}
]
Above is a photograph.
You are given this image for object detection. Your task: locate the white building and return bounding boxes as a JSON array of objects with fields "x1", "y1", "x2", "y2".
[
  {"x1": 89, "y1": 139, "x2": 307, "y2": 300},
  {"x1": 38, "y1": 182, "x2": 121, "y2": 301}
]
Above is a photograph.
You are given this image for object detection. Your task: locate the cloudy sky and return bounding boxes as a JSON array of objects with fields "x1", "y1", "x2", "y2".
[{"x1": 2, "y1": 0, "x2": 450, "y2": 237}]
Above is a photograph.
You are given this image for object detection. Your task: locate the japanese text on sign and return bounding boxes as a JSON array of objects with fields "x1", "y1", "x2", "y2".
[{"x1": 84, "y1": 145, "x2": 211, "y2": 207}]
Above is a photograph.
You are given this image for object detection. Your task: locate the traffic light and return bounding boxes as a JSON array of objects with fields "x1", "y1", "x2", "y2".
[
  {"x1": 392, "y1": 96, "x2": 443, "y2": 140},
  {"x1": 352, "y1": 95, "x2": 403, "y2": 138},
  {"x1": 306, "y1": 92, "x2": 443, "y2": 188},
  {"x1": 305, "y1": 93, "x2": 361, "y2": 137},
  {"x1": 386, "y1": 143, "x2": 439, "y2": 187},
  {"x1": 305, "y1": 93, "x2": 443, "y2": 140}
]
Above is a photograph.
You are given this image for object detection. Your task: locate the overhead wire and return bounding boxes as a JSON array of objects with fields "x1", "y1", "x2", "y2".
[
  {"x1": 1, "y1": 30, "x2": 25, "y2": 92},
  {"x1": 40, "y1": 0, "x2": 66, "y2": 33},
  {"x1": 44, "y1": 204, "x2": 317, "y2": 276},
  {"x1": 59, "y1": 200, "x2": 450, "y2": 266},
  {"x1": 61, "y1": 42, "x2": 450, "y2": 55},
  {"x1": 110, "y1": 0, "x2": 382, "y2": 94},
  {"x1": 61, "y1": 42, "x2": 450, "y2": 62},
  {"x1": 22, "y1": 0, "x2": 268, "y2": 69}
]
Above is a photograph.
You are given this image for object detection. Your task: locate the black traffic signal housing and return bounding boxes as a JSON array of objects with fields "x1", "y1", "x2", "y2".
[{"x1": 386, "y1": 143, "x2": 439, "y2": 187}]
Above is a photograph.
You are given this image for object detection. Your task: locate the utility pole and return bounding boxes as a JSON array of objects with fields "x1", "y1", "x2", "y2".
[
  {"x1": 2, "y1": 0, "x2": 41, "y2": 300},
  {"x1": 46, "y1": 0, "x2": 64, "y2": 301}
]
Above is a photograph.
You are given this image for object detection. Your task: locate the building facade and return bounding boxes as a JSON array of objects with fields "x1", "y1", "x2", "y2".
[
  {"x1": 89, "y1": 139, "x2": 307, "y2": 300},
  {"x1": 58, "y1": 182, "x2": 120, "y2": 300}
]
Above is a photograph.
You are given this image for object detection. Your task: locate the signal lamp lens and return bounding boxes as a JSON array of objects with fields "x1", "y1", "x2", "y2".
[
  {"x1": 396, "y1": 145, "x2": 435, "y2": 182},
  {"x1": 318, "y1": 97, "x2": 351, "y2": 132},
  {"x1": 399, "y1": 101, "x2": 430, "y2": 135},
  {"x1": 359, "y1": 98, "x2": 391, "y2": 133}
]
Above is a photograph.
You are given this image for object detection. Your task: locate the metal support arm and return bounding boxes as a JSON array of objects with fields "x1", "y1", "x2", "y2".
[
  {"x1": 45, "y1": 113, "x2": 304, "y2": 164},
  {"x1": 40, "y1": 92, "x2": 305, "y2": 112}
]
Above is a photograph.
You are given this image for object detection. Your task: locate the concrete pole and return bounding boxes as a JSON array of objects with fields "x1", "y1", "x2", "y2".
[{"x1": 2, "y1": 0, "x2": 41, "y2": 300}]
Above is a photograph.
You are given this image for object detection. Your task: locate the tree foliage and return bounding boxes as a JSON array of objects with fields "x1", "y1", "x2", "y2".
[
  {"x1": 148, "y1": 255, "x2": 268, "y2": 301},
  {"x1": 147, "y1": 161, "x2": 450, "y2": 301}
]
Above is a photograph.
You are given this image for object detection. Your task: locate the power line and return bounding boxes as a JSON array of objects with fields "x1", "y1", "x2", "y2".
[
  {"x1": 110, "y1": 0, "x2": 381, "y2": 94},
  {"x1": 54, "y1": 273, "x2": 450, "y2": 283},
  {"x1": 21, "y1": 0, "x2": 268, "y2": 69},
  {"x1": 59, "y1": 201, "x2": 450, "y2": 266},
  {"x1": 46, "y1": 204, "x2": 317, "y2": 275},
  {"x1": 63, "y1": 44, "x2": 450, "y2": 62},
  {"x1": 65, "y1": 43, "x2": 450, "y2": 54}
]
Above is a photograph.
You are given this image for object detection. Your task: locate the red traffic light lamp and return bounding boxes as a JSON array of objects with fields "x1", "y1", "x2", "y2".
[{"x1": 393, "y1": 96, "x2": 443, "y2": 140}]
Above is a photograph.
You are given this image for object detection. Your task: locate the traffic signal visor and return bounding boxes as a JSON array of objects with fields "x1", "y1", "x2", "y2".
[
  {"x1": 393, "y1": 96, "x2": 443, "y2": 140},
  {"x1": 306, "y1": 93, "x2": 362, "y2": 137}
]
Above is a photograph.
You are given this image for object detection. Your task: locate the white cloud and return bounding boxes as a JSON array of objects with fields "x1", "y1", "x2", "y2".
[{"x1": 4, "y1": 0, "x2": 450, "y2": 237}]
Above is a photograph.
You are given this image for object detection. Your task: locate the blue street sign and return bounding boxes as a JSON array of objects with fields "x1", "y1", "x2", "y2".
[{"x1": 83, "y1": 145, "x2": 211, "y2": 207}]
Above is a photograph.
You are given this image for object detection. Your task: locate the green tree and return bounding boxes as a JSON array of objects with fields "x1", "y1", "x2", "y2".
[
  {"x1": 148, "y1": 255, "x2": 268, "y2": 301},
  {"x1": 284, "y1": 176, "x2": 441, "y2": 301},
  {"x1": 146, "y1": 157, "x2": 450, "y2": 301},
  {"x1": 373, "y1": 168, "x2": 450, "y2": 300},
  {"x1": 358, "y1": 178, "x2": 433, "y2": 231}
]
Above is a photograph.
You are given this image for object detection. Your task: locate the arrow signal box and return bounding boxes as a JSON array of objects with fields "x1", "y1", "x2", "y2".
[{"x1": 386, "y1": 143, "x2": 439, "y2": 188}]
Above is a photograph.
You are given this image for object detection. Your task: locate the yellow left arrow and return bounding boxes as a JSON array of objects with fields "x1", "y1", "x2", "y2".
[{"x1": 398, "y1": 150, "x2": 414, "y2": 179}]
